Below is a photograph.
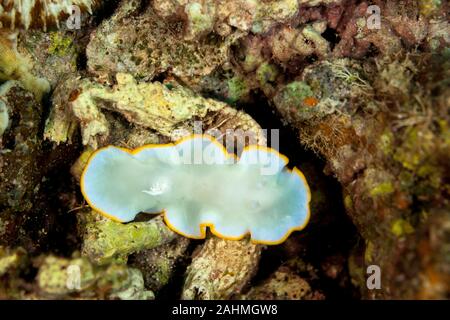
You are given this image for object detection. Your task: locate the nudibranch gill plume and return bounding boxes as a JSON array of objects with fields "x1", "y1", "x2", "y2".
[{"x1": 81, "y1": 135, "x2": 311, "y2": 245}]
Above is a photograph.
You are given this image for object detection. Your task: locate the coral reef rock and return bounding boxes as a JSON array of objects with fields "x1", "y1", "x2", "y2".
[{"x1": 183, "y1": 238, "x2": 261, "y2": 299}]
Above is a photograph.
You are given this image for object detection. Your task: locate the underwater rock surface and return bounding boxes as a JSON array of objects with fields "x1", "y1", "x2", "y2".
[
  {"x1": 0, "y1": 81, "x2": 45, "y2": 250},
  {"x1": 0, "y1": 0, "x2": 448, "y2": 300}
]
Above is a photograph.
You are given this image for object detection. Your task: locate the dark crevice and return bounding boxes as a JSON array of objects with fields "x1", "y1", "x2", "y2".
[
  {"x1": 2, "y1": 110, "x2": 20, "y2": 150},
  {"x1": 76, "y1": 49, "x2": 88, "y2": 71},
  {"x1": 238, "y1": 95, "x2": 360, "y2": 299},
  {"x1": 155, "y1": 240, "x2": 203, "y2": 300},
  {"x1": 38, "y1": 91, "x2": 53, "y2": 138},
  {"x1": 153, "y1": 71, "x2": 170, "y2": 84},
  {"x1": 23, "y1": 139, "x2": 83, "y2": 256},
  {"x1": 92, "y1": 0, "x2": 122, "y2": 25},
  {"x1": 322, "y1": 27, "x2": 341, "y2": 51}
]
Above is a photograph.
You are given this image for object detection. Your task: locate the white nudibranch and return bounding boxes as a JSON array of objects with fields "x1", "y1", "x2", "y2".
[{"x1": 81, "y1": 135, "x2": 311, "y2": 245}]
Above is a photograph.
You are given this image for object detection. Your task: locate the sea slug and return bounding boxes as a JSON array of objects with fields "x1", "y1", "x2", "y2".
[{"x1": 81, "y1": 135, "x2": 311, "y2": 245}]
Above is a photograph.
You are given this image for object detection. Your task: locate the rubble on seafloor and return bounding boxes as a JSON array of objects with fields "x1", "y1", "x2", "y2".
[{"x1": 0, "y1": 0, "x2": 449, "y2": 299}]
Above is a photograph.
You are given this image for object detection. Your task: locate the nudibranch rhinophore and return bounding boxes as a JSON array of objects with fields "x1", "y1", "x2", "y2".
[{"x1": 81, "y1": 135, "x2": 311, "y2": 245}]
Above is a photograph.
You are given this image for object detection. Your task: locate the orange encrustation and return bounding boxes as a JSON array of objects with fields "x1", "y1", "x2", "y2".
[{"x1": 303, "y1": 96, "x2": 319, "y2": 107}]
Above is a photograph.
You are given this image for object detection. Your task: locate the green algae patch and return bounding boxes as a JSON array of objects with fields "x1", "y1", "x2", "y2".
[
  {"x1": 37, "y1": 256, "x2": 96, "y2": 296},
  {"x1": 82, "y1": 212, "x2": 176, "y2": 265},
  {"x1": 36, "y1": 255, "x2": 154, "y2": 299},
  {"x1": 364, "y1": 241, "x2": 374, "y2": 264},
  {"x1": 390, "y1": 219, "x2": 415, "y2": 237},
  {"x1": 282, "y1": 82, "x2": 314, "y2": 107},
  {"x1": 370, "y1": 182, "x2": 395, "y2": 197},
  {"x1": 378, "y1": 131, "x2": 394, "y2": 156},
  {"x1": 48, "y1": 32, "x2": 74, "y2": 57},
  {"x1": 344, "y1": 195, "x2": 353, "y2": 210},
  {"x1": 0, "y1": 247, "x2": 26, "y2": 276},
  {"x1": 394, "y1": 127, "x2": 434, "y2": 171},
  {"x1": 256, "y1": 63, "x2": 279, "y2": 87},
  {"x1": 227, "y1": 76, "x2": 248, "y2": 103}
]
